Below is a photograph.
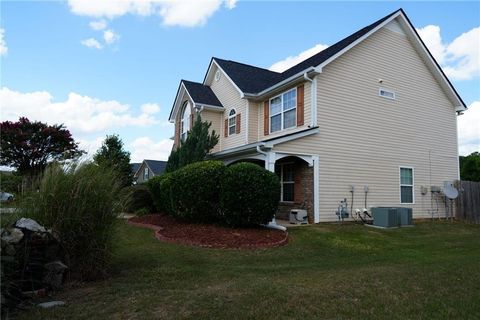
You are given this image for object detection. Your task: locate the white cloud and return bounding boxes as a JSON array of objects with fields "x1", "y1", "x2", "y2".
[
  {"x1": 77, "y1": 137, "x2": 105, "y2": 158},
  {"x1": 89, "y1": 19, "x2": 107, "y2": 31},
  {"x1": 0, "y1": 87, "x2": 159, "y2": 134},
  {"x1": 81, "y1": 38, "x2": 103, "y2": 49},
  {"x1": 141, "y1": 103, "x2": 161, "y2": 114},
  {"x1": 417, "y1": 25, "x2": 480, "y2": 80},
  {"x1": 129, "y1": 136, "x2": 173, "y2": 162},
  {"x1": 269, "y1": 43, "x2": 329, "y2": 72},
  {"x1": 68, "y1": 0, "x2": 236, "y2": 27},
  {"x1": 0, "y1": 28, "x2": 7, "y2": 56},
  {"x1": 458, "y1": 101, "x2": 480, "y2": 156},
  {"x1": 103, "y1": 29, "x2": 120, "y2": 45}
]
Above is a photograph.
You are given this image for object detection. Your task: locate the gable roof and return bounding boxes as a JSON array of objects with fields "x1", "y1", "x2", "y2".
[
  {"x1": 182, "y1": 80, "x2": 223, "y2": 107},
  {"x1": 206, "y1": 8, "x2": 466, "y2": 110},
  {"x1": 130, "y1": 163, "x2": 141, "y2": 175},
  {"x1": 144, "y1": 160, "x2": 167, "y2": 176}
]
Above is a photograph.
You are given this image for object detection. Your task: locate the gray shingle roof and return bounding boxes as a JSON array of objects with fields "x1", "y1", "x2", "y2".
[
  {"x1": 144, "y1": 160, "x2": 167, "y2": 176},
  {"x1": 182, "y1": 80, "x2": 223, "y2": 107}
]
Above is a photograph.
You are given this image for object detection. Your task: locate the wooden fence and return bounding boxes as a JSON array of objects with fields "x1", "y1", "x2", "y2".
[{"x1": 455, "y1": 180, "x2": 480, "y2": 224}]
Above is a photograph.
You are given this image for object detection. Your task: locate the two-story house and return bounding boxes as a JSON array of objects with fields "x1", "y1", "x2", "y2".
[{"x1": 168, "y1": 9, "x2": 466, "y2": 223}]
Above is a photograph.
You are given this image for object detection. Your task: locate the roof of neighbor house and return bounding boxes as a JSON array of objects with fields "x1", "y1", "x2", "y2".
[
  {"x1": 182, "y1": 80, "x2": 223, "y2": 107},
  {"x1": 130, "y1": 163, "x2": 141, "y2": 175},
  {"x1": 144, "y1": 160, "x2": 167, "y2": 176}
]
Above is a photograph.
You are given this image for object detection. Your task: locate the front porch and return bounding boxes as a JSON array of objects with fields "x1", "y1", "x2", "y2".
[{"x1": 212, "y1": 148, "x2": 320, "y2": 223}]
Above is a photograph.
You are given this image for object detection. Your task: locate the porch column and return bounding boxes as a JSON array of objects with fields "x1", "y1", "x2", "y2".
[
  {"x1": 312, "y1": 155, "x2": 320, "y2": 223},
  {"x1": 264, "y1": 152, "x2": 286, "y2": 231}
]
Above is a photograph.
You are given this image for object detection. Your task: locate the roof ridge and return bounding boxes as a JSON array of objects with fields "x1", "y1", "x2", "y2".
[{"x1": 213, "y1": 57, "x2": 281, "y2": 74}]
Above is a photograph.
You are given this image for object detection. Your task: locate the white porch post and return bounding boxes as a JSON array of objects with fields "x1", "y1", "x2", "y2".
[
  {"x1": 264, "y1": 152, "x2": 287, "y2": 231},
  {"x1": 312, "y1": 155, "x2": 320, "y2": 223}
]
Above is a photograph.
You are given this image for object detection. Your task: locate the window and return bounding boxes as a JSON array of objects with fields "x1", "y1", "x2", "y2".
[
  {"x1": 379, "y1": 88, "x2": 395, "y2": 99},
  {"x1": 400, "y1": 167, "x2": 414, "y2": 204},
  {"x1": 270, "y1": 88, "x2": 296, "y2": 133},
  {"x1": 228, "y1": 109, "x2": 236, "y2": 135},
  {"x1": 143, "y1": 167, "x2": 149, "y2": 181},
  {"x1": 180, "y1": 101, "x2": 191, "y2": 142},
  {"x1": 275, "y1": 163, "x2": 295, "y2": 202}
]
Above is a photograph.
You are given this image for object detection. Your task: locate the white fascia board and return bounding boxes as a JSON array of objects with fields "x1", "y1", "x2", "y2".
[
  {"x1": 246, "y1": 67, "x2": 322, "y2": 100},
  {"x1": 263, "y1": 127, "x2": 319, "y2": 148},
  {"x1": 197, "y1": 104, "x2": 225, "y2": 112},
  {"x1": 170, "y1": 82, "x2": 195, "y2": 123}
]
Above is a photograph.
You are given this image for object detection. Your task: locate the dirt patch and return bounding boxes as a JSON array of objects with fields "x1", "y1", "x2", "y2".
[{"x1": 128, "y1": 214, "x2": 288, "y2": 249}]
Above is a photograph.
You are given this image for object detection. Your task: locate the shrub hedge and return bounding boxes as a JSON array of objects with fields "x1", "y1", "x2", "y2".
[
  {"x1": 220, "y1": 162, "x2": 280, "y2": 227},
  {"x1": 148, "y1": 160, "x2": 281, "y2": 227},
  {"x1": 121, "y1": 184, "x2": 155, "y2": 214}
]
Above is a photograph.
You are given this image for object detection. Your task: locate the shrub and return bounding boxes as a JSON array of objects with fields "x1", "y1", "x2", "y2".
[
  {"x1": 220, "y1": 162, "x2": 280, "y2": 227},
  {"x1": 18, "y1": 162, "x2": 120, "y2": 280},
  {"x1": 147, "y1": 173, "x2": 174, "y2": 214},
  {"x1": 169, "y1": 161, "x2": 225, "y2": 223},
  {"x1": 121, "y1": 184, "x2": 155, "y2": 214}
]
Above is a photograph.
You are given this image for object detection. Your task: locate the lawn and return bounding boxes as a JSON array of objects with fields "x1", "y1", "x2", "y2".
[{"x1": 18, "y1": 220, "x2": 480, "y2": 320}]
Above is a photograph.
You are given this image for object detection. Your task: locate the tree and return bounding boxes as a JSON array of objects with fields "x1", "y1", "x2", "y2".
[
  {"x1": 460, "y1": 151, "x2": 480, "y2": 182},
  {"x1": 166, "y1": 115, "x2": 219, "y2": 172},
  {"x1": 93, "y1": 134, "x2": 133, "y2": 188},
  {"x1": 0, "y1": 117, "x2": 84, "y2": 176}
]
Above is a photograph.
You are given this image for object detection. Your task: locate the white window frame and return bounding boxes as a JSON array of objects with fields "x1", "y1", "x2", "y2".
[
  {"x1": 144, "y1": 167, "x2": 149, "y2": 181},
  {"x1": 399, "y1": 166, "x2": 414, "y2": 204},
  {"x1": 180, "y1": 101, "x2": 191, "y2": 142},
  {"x1": 228, "y1": 109, "x2": 236, "y2": 136},
  {"x1": 269, "y1": 88, "x2": 297, "y2": 134},
  {"x1": 276, "y1": 162, "x2": 295, "y2": 202},
  {"x1": 379, "y1": 87, "x2": 396, "y2": 100}
]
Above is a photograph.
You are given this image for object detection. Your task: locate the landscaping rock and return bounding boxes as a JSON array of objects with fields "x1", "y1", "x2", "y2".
[
  {"x1": 37, "y1": 301, "x2": 65, "y2": 309},
  {"x1": 1, "y1": 227, "x2": 24, "y2": 244},
  {"x1": 43, "y1": 261, "x2": 68, "y2": 290},
  {"x1": 15, "y1": 218, "x2": 46, "y2": 233}
]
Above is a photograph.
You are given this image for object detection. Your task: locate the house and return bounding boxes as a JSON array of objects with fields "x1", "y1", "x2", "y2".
[
  {"x1": 133, "y1": 160, "x2": 167, "y2": 184},
  {"x1": 130, "y1": 163, "x2": 141, "y2": 176},
  {"x1": 168, "y1": 9, "x2": 466, "y2": 223}
]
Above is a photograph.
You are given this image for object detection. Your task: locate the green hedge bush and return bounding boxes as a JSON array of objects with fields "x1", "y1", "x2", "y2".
[
  {"x1": 169, "y1": 161, "x2": 225, "y2": 223},
  {"x1": 220, "y1": 162, "x2": 280, "y2": 227},
  {"x1": 147, "y1": 173, "x2": 174, "y2": 214},
  {"x1": 121, "y1": 184, "x2": 155, "y2": 214}
]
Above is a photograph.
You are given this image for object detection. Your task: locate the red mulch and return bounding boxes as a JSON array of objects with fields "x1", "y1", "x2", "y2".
[{"x1": 128, "y1": 214, "x2": 288, "y2": 249}]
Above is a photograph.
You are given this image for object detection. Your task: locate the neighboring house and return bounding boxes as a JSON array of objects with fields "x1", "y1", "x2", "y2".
[
  {"x1": 133, "y1": 160, "x2": 167, "y2": 184},
  {"x1": 130, "y1": 163, "x2": 141, "y2": 177},
  {"x1": 168, "y1": 9, "x2": 466, "y2": 223}
]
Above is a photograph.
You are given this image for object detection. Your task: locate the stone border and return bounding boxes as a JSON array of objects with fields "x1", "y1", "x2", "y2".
[{"x1": 127, "y1": 219, "x2": 289, "y2": 249}]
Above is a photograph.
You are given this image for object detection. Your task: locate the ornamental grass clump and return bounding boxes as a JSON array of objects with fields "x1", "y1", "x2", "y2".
[{"x1": 19, "y1": 162, "x2": 120, "y2": 280}]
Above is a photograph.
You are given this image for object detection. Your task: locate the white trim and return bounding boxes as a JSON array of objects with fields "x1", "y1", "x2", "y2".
[
  {"x1": 269, "y1": 87, "x2": 297, "y2": 134},
  {"x1": 379, "y1": 87, "x2": 396, "y2": 100},
  {"x1": 312, "y1": 155, "x2": 320, "y2": 223},
  {"x1": 311, "y1": 76, "x2": 317, "y2": 127},
  {"x1": 264, "y1": 127, "x2": 319, "y2": 148},
  {"x1": 196, "y1": 104, "x2": 224, "y2": 112},
  {"x1": 399, "y1": 166, "x2": 415, "y2": 204},
  {"x1": 245, "y1": 99, "x2": 249, "y2": 144},
  {"x1": 227, "y1": 108, "x2": 237, "y2": 136}
]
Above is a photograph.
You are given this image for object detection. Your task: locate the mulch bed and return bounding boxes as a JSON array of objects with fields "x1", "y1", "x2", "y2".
[{"x1": 128, "y1": 214, "x2": 288, "y2": 249}]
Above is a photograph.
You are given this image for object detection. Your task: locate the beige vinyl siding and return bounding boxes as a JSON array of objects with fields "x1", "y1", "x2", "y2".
[
  {"x1": 210, "y1": 67, "x2": 247, "y2": 151},
  {"x1": 248, "y1": 100, "x2": 259, "y2": 144},
  {"x1": 200, "y1": 109, "x2": 223, "y2": 153},
  {"x1": 275, "y1": 24, "x2": 459, "y2": 222},
  {"x1": 257, "y1": 81, "x2": 312, "y2": 141}
]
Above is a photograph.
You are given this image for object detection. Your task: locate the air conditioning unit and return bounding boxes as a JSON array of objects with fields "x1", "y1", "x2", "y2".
[{"x1": 290, "y1": 209, "x2": 308, "y2": 225}]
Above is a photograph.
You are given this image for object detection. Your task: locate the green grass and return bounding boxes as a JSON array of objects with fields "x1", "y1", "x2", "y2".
[{"x1": 17, "y1": 220, "x2": 480, "y2": 320}]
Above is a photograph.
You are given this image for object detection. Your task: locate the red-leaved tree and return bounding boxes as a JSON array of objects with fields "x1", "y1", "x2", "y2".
[{"x1": 0, "y1": 117, "x2": 85, "y2": 176}]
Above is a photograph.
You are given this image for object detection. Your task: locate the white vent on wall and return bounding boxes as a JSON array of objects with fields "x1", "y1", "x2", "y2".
[{"x1": 379, "y1": 88, "x2": 395, "y2": 100}]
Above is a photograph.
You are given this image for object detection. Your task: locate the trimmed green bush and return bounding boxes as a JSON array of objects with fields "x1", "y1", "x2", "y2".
[
  {"x1": 220, "y1": 162, "x2": 280, "y2": 227},
  {"x1": 147, "y1": 173, "x2": 173, "y2": 214},
  {"x1": 121, "y1": 184, "x2": 155, "y2": 214},
  {"x1": 169, "y1": 161, "x2": 225, "y2": 223},
  {"x1": 19, "y1": 162, "x2": 120, "y2": 280}
]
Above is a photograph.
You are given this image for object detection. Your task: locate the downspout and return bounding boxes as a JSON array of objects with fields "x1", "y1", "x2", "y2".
[{"x1": 303, "y1": 72, "x2": 318, "y2": 127}]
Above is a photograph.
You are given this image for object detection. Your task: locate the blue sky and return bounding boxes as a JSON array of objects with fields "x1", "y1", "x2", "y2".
[{"x1": 1, "y1": 1, "x2": 479, "y2": 161}]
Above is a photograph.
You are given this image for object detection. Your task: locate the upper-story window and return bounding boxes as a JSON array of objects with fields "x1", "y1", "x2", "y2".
[
  {"x1": 143, "y1": 167, "x2": 149, "y2": 181},
  {"x1": 180, "y1": 101, "x2": 191, "y2": 142},
  {"x1": 270, "y1": 88, "x2": 296, "y2": 133},
  {"x1": 228, "y1": 109, "x2": 237, "y2": 135}
]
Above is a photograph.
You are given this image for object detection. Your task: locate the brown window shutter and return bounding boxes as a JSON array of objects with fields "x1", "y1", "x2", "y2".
[
  {"x1": 297, "y1": 84, "x2": 304, "y2": 126},
  {"x1": 263, "y1": 101, "x2": 269, "y2": 135},
  {"x1": 224, "y1": 119, "x2": 228, "y2": 137},
  {"x1": 190, "y1": 114, "x2": 194, "y2": 129},
  {"x1": 236, "y1": 113, "x2": 241, "y2": 134}
]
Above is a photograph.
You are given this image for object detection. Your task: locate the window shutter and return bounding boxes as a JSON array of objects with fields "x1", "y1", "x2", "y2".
[
  {"x1": 297, "y1": 84, "x2": 304, "y2": 126},
  {"x1": 174, "y1": 119, "x2": 180, "y2": 148},
  {"x1": 264, "y1": 101, "x2": 269, "y2": 136},
  {"x1": 190, "y1": 113, "x2": 194, "y2": 129},
  {"x1": 224, "y1": 119, "x2": 228, "y2": 137},
  {"x1": 236, "y1": 113, "x2": 241, "y2": 134}
]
